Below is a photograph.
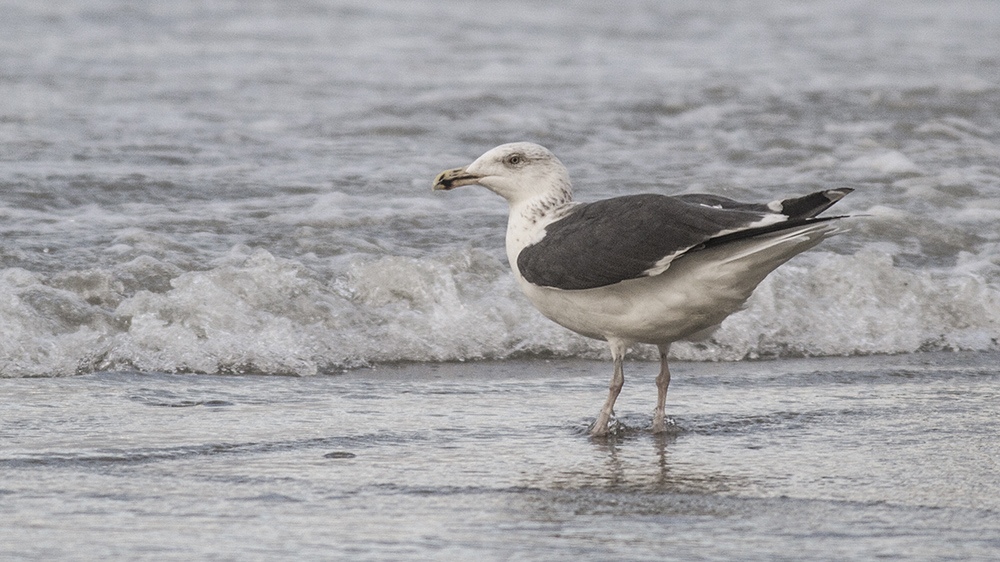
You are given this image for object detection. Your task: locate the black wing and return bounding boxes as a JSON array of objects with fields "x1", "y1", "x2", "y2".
[
  {"x1": 516, "y1": 189, "x2": 850, "y2": 290},
  {"x1": 676, "y1": 188, "x2": 851, "y2": 219}
]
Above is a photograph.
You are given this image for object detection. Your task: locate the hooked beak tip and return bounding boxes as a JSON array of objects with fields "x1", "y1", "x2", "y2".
[{"x1": 433, "y1": 167, "x2": 481, "y2": 191}]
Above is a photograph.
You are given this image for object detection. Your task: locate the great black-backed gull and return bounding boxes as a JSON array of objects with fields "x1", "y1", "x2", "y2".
[{"x1": 433, "y1": 142, "x2": 851, "y2": 436}]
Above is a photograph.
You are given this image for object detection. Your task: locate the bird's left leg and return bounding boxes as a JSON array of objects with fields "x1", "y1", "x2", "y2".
[
  {"x1": 652, "y1": 343, "x2": 672, "y2": 433},
  {"x1": 592, "y1": 339, "x2": 628, "y2": 436}
]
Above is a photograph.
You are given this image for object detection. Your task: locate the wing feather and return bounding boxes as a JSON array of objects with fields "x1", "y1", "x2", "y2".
[{"x1": 516, "y1": 190, "x2": 849, "y2": 290}]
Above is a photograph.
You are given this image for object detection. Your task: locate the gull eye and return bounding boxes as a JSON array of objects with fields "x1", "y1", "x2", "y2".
[{"x1": 505, "y1": 154, "x2": 524, "y2": 167}]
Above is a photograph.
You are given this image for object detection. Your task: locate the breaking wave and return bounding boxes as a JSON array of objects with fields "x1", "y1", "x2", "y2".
[{"x1": 2, "y1": 244, "x2": 998, "y2": 377}]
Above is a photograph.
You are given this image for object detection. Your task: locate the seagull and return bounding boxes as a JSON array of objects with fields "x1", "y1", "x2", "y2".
[{"x1": 433, "y1": 142, "x2": 851, "y2": 436}]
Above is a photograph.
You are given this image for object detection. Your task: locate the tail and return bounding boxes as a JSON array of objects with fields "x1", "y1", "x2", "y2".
[
  {"x1": 678, "y1": 220, "x2": 843, "y2": 307},
  {"x1": 714, "y1": 221, "x2": 841, "y2": 267}
]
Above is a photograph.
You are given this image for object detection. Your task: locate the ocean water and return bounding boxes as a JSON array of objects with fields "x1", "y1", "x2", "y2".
[
  {"x1": 2, "y1": 0, "x2": 999, "y2": 559},
  {"x1": 4, "y1": 354, "x2": 1000, "y2": 560}
]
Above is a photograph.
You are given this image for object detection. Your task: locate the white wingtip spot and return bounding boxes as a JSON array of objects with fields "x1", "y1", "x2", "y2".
[{"x1": 825, "y1": 188, "x2": 853, "y2": 202}]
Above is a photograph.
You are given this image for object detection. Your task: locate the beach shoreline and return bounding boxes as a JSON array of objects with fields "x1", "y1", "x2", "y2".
[{"x1": 3, "y1": 351, "x2": 998, "y2": 560}]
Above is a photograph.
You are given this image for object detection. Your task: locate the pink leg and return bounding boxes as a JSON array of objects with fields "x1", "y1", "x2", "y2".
[
  {"x1": 592, "y1": 339, "x2": 628, "y2": 436},
  {"x1": 652, "y1": 344, "x2": 672, "y2": 433}
]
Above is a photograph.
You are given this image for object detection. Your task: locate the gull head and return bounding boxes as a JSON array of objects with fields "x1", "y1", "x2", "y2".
[{"x1": 433, "y1": 142, "x2": 573, "y2": 206}]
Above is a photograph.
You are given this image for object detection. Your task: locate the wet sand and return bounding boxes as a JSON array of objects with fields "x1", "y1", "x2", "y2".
[{"x1": 2, "y1": 352, "x2": 999, "y2": 560}]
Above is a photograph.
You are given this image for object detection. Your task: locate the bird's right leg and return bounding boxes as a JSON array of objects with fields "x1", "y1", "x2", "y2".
[
  {"x1": 592, "y1": 339, "x2": 628, "y2": 437},
  {"x1": 652, "y1": 343, "x2": 672, "y2": 433}
]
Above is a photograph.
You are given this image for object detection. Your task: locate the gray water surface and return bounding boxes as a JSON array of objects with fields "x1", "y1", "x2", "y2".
[
  {"x1": 3, "y1": 353, "x2": 998, "y2": 560},
  {"x1": 2, "y1": 0, "x2": 1000, "y2": 375},
  {"x1": 3, "y1": 1, "x2": 1000, "y2": 559}
]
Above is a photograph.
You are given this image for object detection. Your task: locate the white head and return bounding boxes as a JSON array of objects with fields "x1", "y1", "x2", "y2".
[{"x1": 433, "y1": 142, "x2": 573, "y2": 207}]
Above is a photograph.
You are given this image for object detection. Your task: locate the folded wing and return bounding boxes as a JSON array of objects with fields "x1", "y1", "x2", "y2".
[{"x1": 516, "y1": 188, "x2": 851, "y2": 290}]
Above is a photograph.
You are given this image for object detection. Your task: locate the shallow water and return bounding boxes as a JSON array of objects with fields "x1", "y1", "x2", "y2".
[{"x1": 3, "y1": 353, "x2": 999, "y2": 560}]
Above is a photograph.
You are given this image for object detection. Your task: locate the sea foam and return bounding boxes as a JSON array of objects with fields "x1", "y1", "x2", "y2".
[{"x1": 1, "y1": 244, "x2": 998, "y2": 377}]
